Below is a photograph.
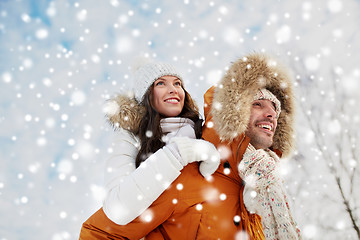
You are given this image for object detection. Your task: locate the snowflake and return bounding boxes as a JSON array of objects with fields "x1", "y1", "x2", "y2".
[
  {"x1": 103, "y1": 101, "x2": 119, "y2": 116},
  {"x1": 328, "y1": 0, "x2": 343, "y2": 13},
  {"x1": 304, "y1": 56, "x2": 320, "y2": 71},
  {"x1": 146, "y1": 130, "x2": 153, "y2": 138},
  {"x1": 140, "y1": 209, "x2": 154, "y2": 223},
  {"x1": 303, "y1": 224, "x2": 317, "y2": 238},
  {"x1": 35, "y1": 28, "x2": 48, "y2": 39},
  {"x1": 176, "y1": 183, "x2": 183, "y2": 190},
  {"x1": 76, "y1": 9, "x2": 87, "y2": 21}
]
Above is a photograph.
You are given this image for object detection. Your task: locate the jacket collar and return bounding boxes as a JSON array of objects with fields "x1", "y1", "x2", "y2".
[{"x1": 104, "y1": 93, "x2": 144, "y2": 133}]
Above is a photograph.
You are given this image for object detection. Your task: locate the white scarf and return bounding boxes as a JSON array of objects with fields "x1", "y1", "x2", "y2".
[
  {"x1": 160, "y1": 117, "x2": 196, "y2": 142},
  {"x1": 238, "y1": 144, "x2": 302, "y2": 240}
]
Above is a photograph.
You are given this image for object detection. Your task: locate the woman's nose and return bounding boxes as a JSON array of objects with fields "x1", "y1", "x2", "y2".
[{"x1": 168, "y1": 84, "x2": 178, "y2": 94}]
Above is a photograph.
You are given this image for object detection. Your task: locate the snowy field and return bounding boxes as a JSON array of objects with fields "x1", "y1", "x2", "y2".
[{"x1": 1, "y1": 0, "x2": 360, "y2": 239}]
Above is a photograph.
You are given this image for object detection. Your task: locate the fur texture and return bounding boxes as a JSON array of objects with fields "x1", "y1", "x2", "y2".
[
  {"x1": 211, "y1": 53, "x2": 295, "y2": 157},
  {"x1": 104, "y1": 93, "x2": 144, "y2": 133}
]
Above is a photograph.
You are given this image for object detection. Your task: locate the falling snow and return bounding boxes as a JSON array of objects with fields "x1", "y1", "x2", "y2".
[{"x1": 1, "y1": 0, "x2": 360, "y2": 239}]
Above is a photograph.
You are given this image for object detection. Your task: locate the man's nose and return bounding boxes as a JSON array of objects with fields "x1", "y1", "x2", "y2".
[{"x1": 264, "y1": 105, "x2": 276, "y2": 118}]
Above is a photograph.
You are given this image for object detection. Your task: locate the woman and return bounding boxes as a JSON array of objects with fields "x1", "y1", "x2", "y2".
[{"x1": 80, "y1": 58, "x2": 222, "y2": 239}]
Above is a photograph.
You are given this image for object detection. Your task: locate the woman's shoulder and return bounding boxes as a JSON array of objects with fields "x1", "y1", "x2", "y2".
[{"x1": 112, "y1": 129, "x2": 140, "y2": 148}]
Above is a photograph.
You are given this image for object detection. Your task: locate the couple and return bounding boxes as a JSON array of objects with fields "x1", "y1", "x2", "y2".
[{"x1": 80, "y1": 53, "x2": 302, "y2": 240}]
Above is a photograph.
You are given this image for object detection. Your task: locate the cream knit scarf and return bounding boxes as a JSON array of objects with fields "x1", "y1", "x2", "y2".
[{"x1": 238, "y1": 144, "x2": 302, "y2": 240}]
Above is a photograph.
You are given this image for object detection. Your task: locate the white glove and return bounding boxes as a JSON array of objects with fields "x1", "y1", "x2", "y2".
[{"x1": 169, "y1": 137, "x2": 220, "y2": 177}]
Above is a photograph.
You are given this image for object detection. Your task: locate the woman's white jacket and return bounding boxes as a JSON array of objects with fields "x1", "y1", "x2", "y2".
[{"x1": 102, "y1": 118, "x2": 194, "y2": 225}]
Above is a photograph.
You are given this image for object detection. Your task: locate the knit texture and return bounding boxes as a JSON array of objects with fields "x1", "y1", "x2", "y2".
[
  {"x1": 133, "y1": 60, "x2": 183, "y2": 101},
  {"x1": 238, "y1": 144, "x2": 302, "y2": 240},
  {"x1": 253, "y1": 88, "x2": 281, "y2": 119}
]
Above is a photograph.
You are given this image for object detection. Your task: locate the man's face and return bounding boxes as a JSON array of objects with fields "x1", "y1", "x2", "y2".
[{"x1": 245, "y1": 99, "x2": 278, "y2": 149}]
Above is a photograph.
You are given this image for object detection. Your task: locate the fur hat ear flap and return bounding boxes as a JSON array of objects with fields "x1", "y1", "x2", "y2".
[{"x1": 103, "y1": 92, "x2": 145, "y2": 133}]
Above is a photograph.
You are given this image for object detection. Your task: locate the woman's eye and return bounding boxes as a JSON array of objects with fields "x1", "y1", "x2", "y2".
[
  {"x1": 155, "y1": 81, "x2": 164, "y2": 86},
  {"x1": 174, "y1": 81, "x2": 181, "y2": 86}
]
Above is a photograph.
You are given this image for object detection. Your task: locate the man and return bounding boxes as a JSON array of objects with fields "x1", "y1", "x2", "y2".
[{"x1": 202, "y1": 52, "x2": 302, "y2": 239}]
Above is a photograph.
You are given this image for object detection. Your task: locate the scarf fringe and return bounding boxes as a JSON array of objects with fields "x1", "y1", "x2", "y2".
[{"x1": 243, "y1": 213, "x2": 265, "y2": 240}]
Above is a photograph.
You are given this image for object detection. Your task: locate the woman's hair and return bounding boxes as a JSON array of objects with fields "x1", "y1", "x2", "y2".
[{"x1": 134, "y1": 84, "x2": 202, "y2": 168}]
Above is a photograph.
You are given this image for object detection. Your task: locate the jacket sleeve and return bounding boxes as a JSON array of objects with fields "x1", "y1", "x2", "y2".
[{"x1": 102, "y1": 129, "x2": 184, "y2": 225}]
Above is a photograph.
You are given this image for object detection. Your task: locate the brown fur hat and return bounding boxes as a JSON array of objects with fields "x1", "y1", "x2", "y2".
[{"x1": 211, "y1": 53, "x2": 295, "y2": 157}]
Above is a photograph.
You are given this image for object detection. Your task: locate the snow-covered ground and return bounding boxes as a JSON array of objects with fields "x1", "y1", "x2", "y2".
[{"x1": 1, "y1": 0, "x2": 359, "y2": 239}]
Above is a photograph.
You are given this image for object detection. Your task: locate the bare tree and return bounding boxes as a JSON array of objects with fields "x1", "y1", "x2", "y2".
[{"x1": 289, "y1": 61, "x2": 360, "y2": 239}]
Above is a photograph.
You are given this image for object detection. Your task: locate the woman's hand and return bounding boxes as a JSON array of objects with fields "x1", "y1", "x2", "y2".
[{"x1": 168, "y1": 137, "x2": 221, "y2": 177}]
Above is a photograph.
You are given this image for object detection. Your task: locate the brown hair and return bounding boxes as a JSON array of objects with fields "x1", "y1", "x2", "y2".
[{"x1": 134, "y1": 84, "x2": 202, "y2": 168}]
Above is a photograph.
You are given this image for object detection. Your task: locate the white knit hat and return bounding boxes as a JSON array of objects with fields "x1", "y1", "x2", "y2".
[
  {"x1": 132, "y1": 57, "x2": 183, "y2": 101},
  {"x1": 253, "y1": 88, "x2": 281, "y2": 118}
]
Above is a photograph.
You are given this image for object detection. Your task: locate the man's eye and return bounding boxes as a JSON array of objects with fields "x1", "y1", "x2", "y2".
[{"x1": 253, "y1": 102, "x2": 261, "y2": 107}]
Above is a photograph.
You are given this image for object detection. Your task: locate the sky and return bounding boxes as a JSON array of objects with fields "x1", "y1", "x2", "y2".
[{"x1": 1, "y1": 0, "x2": 360, "y2": 239}]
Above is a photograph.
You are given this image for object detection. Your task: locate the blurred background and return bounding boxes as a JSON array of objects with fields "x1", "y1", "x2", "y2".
[{"x1": 1, "y1": 0, "x2": 359, "y2": 239}]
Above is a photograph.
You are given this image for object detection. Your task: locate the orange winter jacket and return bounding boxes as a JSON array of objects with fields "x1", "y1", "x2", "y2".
[
  {"x1": 79, "y1": 87, "x2": 264, "y2": 240},
  {"x1": 80, "y1": 159, "x2": 259, "y2": 239},
  {"x1": 80, "y1": 162, "x2": 217, "y2": 239}
]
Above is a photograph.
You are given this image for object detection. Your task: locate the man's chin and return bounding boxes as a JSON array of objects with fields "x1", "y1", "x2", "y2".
[{"x1": 250, "y1": 137, "x2": 273, "y2": 150}]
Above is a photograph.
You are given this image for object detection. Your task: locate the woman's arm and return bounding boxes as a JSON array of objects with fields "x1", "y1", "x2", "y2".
[{"x1": 103, "y1": 129, "x2": 184, "y2": 225}]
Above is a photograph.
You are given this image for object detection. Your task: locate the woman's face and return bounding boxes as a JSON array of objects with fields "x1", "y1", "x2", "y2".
[{"x1": 152, "y1": 75, "x2": 185, "y2": 117}]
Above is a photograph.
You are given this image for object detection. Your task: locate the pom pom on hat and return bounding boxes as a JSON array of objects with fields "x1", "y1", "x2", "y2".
[
  {"x1": 131, "y1": 57, "x2": 183, "y2": 101},
  {"x1": 131, "y1": 56, "x2": 152, "y2": 75},
  {"x1": 253, "y1": 88, "x2": 281, "y2": 118}
]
